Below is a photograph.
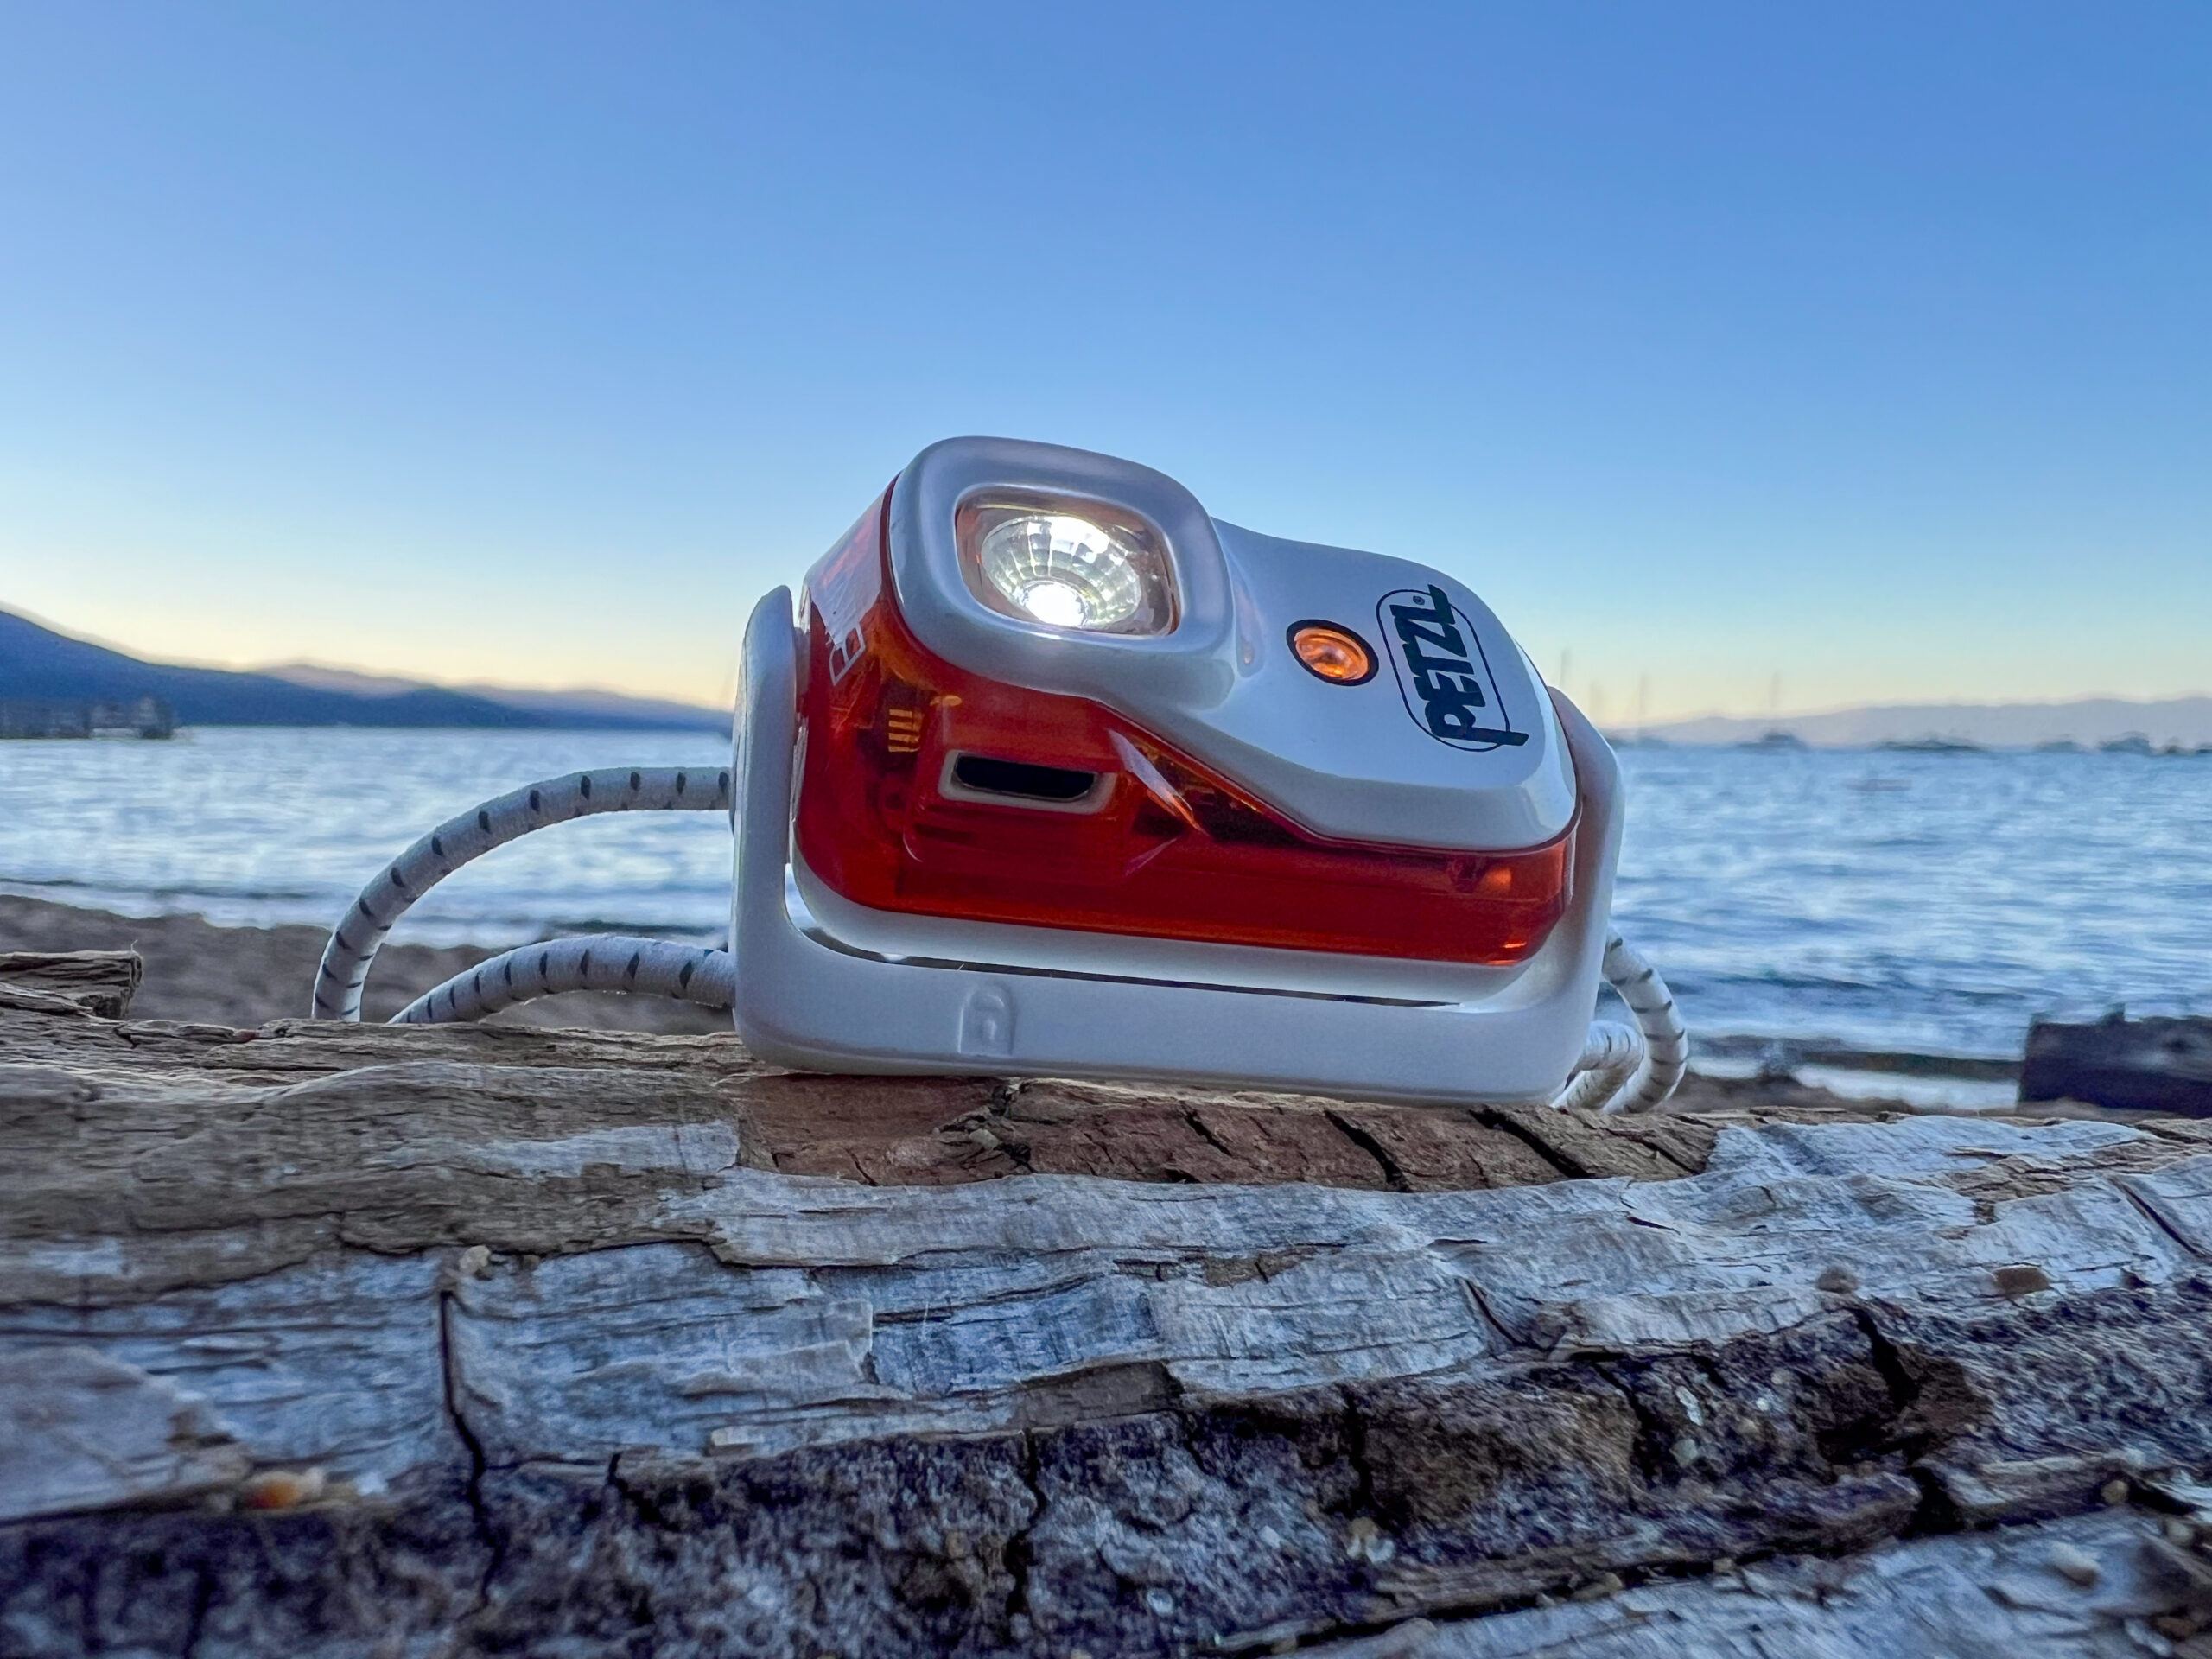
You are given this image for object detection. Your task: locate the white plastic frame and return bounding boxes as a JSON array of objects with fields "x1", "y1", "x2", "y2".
[{"x1": 729, "y1": 588, "x2": 1624, "y2": 1107}]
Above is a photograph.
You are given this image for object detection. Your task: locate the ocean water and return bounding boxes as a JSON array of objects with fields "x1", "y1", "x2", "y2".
[
  {"x1": 0, "y1": 728, "x2": 739, "y2": 945},
  {"x1": 1, "y1": 727, "x2": 2205, "y2": 1060},
  {"x1": 1611, "y1": 743, "x2": 2210, "y2": 1058}
]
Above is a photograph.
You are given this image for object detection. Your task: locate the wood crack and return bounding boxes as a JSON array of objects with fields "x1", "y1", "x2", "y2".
[
  {"x1": 438, "y1": 1287, "x2": 505, "y2": 1619},
  {"x1": 2113, "y1": 1173, "x2": 2212, "y2": 1261},
  {"x1": 1470, "y1": 1106, "x2": 1598, "y2": 1179},
  {"x1": 1325, "y1": 1109, "x2": 1412, "y2": 1192}
]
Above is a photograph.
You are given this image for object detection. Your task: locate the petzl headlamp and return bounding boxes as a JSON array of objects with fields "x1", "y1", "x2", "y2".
[
  {"x1": 315, "y1": 437, "x2": 1684, "y2": 1114},
  {"x1": 733, "y1": 437, "x2": 1668, "y2": 1107}
]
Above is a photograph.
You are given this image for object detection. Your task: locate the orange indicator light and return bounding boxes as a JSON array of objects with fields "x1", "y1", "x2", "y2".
[{"x1": 1289, "y1": 622, "x2": 1376, "y2": 685}]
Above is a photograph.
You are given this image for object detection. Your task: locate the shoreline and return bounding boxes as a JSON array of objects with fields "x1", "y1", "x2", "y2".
[
  {"x1": 0, "y1": 893, "x2": 728, "y2": 1034},
  {"x1": 18, "y1": 893, "x2": 2175, "y2": 1122},
  {"x1": 0, "y1": 893, "x2": 1997, "y2": 1113},
  {"x1": 0, "y1": 893, "x2": 2022, "y2": 1069},
  {"x1": 17, "y1": 892, "x2": 2193, "y2": 1124}
]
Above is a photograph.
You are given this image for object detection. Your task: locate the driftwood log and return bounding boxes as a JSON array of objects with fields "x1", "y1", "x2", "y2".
[
  {"x1": 2025, "y1": 1015, "x2": 2212, "y2": 1118},
  {"x1": 4, "y1": 952, "x2": 2212, "y2": 1656}
]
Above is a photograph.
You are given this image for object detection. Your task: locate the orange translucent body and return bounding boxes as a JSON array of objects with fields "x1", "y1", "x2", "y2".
[{"x1": 792, "y1": 493, "x2": 1575, "y2": 966}]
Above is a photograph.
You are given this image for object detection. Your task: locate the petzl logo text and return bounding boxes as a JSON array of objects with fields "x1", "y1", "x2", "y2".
[{"x1": 1378, "y1": 586, "x2": 1528, "y2": 751}]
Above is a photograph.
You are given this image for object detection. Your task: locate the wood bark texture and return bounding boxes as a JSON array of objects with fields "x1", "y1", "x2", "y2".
[{"x1": 3, "y1": 953, "x2": 2212, "y2": 1657}]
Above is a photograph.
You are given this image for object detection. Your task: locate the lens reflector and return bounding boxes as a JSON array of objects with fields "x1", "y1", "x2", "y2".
[
  {"x1": 1289, "y1": 622, "x2": 1376, "y2": 684},
  {"x1": 977, "y1": 513, "x2": 1147, "y2": 630},
  {"x1": 961, "y1": 501, "x2": 1178, "y2": 635}
]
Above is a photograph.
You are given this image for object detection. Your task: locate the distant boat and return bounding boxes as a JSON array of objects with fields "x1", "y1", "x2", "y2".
[
  {"x1": 0, "y1": 696, "x2": 175, "y2": 740},
  {"x1": 1846, "y1": 774, "x2": 1912, "y2": 792},
  {"x1": 2100, "y1": 734, "x2": 2156, "y2": 756},
  {"x1": 1736, "y1": 729, "x2": 1808, "y2": 752},
  {"x1": 1875, "y1": 735, "x2": 1985, "y2": 754}
]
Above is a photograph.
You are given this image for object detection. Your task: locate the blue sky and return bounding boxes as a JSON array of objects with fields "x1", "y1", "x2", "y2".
[{"x1": 0, "y1": 3, "x2": 2204, "y2": 718}]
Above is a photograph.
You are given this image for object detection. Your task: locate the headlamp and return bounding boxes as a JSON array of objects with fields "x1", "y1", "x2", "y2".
[
  {"x1": 729, "y1": 436, "x2": 1662, "y2": 1107},
  {"x1": 316, "y1": 435, "x2": 1686, "y2": 1115}
]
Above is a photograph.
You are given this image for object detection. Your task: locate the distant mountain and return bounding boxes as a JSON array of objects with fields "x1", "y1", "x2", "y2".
[
  {"x1": 261, "y1": 663, "x2": 728, "y2": 732},
  {"x1": 453, "y1": 683, "x2": 733, "y2": 731},
  {"x1": 1639, "y1": 697, "x2": 2212, "y2": 750},
  {"x1": 0, "y1": 608, "x2": 728, "y2": 731}
]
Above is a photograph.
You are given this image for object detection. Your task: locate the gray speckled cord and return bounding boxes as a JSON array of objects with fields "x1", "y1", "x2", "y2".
[
  {"x1": 1548, "y1": 932, "x2": 1689, "y2": 1114},
  {"x1": 1553, "y1": 1020, "x2": 1643, "y2": 1112},
  {"x1": 391, "y1": 935, "x2": 736, "y2": 1025},
  {"x1": 1596, "y1": 931, "x2": 1690, "y2": 1113},
  {"x1": 311, "y1": 766, "x2": 732, "y2": 1021}
]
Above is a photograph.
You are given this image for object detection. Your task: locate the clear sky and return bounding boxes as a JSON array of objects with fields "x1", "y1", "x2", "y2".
[{"x1": 0, "y1": 3, "x2": 2205, "y2": 719}]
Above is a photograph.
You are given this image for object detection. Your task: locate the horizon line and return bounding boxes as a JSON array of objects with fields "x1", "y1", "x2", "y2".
[{"x1": 8, "y1": 601, "x2": 2208, "y2": 725}]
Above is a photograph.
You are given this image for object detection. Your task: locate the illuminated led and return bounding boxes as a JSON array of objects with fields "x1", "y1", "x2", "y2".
[
  {"x1": 1016, "y1": 576, "x2": 1090, "y2": 628},
  {"x1": 977, "y1": 513, "x2": 1149, "y2": 631}
]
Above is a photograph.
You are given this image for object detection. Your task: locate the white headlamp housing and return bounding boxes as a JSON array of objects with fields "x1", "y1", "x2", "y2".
[{"x1": 733, "y1": 436, "x2": 1626, "y2": 1105}]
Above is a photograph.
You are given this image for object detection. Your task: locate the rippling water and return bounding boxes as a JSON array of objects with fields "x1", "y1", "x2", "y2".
[
  {"x1": 0, "y1": 728, "x2": 737, "y2": 945},
  {"x1": 1611, "y1": 743, "x2": 2210, "y2": 1058},
  {"x1": 2, "y1": 728, "x2": 2205, "y2": 1058}
]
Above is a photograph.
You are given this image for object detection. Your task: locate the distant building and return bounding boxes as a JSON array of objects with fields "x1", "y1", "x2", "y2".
[{"x1": 0, "y1": 696, "x2": 175, "y2": 739}]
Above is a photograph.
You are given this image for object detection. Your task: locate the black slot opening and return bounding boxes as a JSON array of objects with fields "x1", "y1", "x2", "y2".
[{"x1": 950, "y1": 753, "x2": 1098, "y2": 803}]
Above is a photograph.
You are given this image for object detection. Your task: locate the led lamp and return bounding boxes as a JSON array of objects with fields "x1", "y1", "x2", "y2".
[
  {"x1": 738, "y1": 435, "x2": 1668, "y2": 1106},
  {"x1": 319, "y1": 435, "x2": 1687, "y2": 1116}
]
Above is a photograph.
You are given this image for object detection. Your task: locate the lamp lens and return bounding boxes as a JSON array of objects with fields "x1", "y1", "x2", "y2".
[{"x1": 977, "y1": 513, "x2": 1147, "y2": 632}]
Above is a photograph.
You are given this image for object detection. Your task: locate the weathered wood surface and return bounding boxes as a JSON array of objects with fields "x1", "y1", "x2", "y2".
[
  {"x1": 2025, "y1": 1014, "x2": 2212, "y2": 1118},
  {"x1": 1308, "y1": 1506, "x2": 2212, "y2": 1657},
  {"x1": 0, "y1": 950, "x2": 141, "y2": 1020},
  {"x1": 4, "y1": 975, "x2": 2212, "y2": 1657}
]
